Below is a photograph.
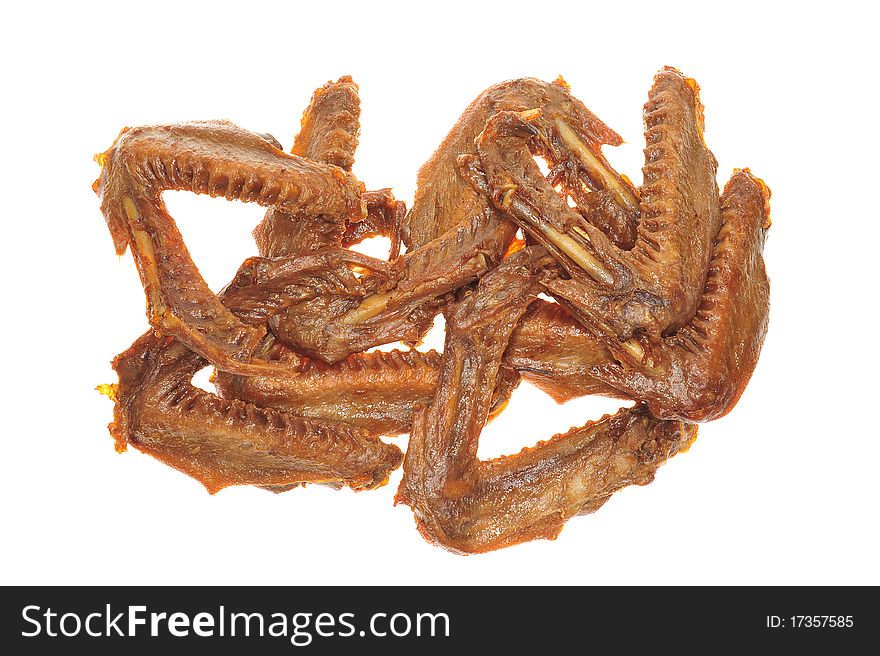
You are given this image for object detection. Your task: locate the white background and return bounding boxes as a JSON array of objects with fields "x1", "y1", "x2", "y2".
[{"x1": 2, "y1": 1, "x2": 878, "y2": 585}]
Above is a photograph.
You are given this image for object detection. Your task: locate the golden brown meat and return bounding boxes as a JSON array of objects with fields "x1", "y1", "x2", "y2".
[
  {"x1": 245, "y1": 77, "x2": 640, "y2": 363},
  {"x1": 94, "y1": 69, "x2": 770, "y2": 552},
  {"x1": 213, "y1": 343, "x2": 519, "y2": 436},
  {"x1": 94, "y1": 119, "x2": 363, "y2": 376},
  {"x1": 253, "y1": 76, "x2": 362, "y2": 258},
  {"x1": 477, "y1": 67, "x2": 771, "y2": 420},
  {"x1": 586, "y1": 170, "x2": 770, "y2": 420},
  {"x1": 396, "y1": 247, "x2": 695, "y2": 553},
  {"x1": 507, "y1": 300, "x2": 622, "y2": 401},
  {"x1": 343, "y1": 189, "x2": 406, "y2": 259},
  {"x1": 94, "y1": 79, "x2": 407, "y2": 494},
  {"x1": 270, "y1": 208, "x2": 512, "y2": 362},
  {"x1": 213, "y1": 299, "x2": 622, "y2": 432},
  {"x1": 478, "y1": 69, "x2": 720, "y2": 344},
  {"x1": 104, "y1": 332, "x2": 402, "y2": 493},
  {"x1": 401, "y1": 77, "x2": 625, "y2": 250}
]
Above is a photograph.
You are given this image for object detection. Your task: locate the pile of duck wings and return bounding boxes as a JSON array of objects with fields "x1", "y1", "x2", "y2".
[{"x1": 94, "y1": 67, "x2": 770, "y2": 553}]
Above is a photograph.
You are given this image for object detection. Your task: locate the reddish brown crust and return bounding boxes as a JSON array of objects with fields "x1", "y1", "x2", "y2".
[
  {"x1": 291, "y1": 76, "x2": 361, "y2": 172},
  {"x1": 588, "y1": 170, "x2": 771, "y2": 421},
  {"x1": 94, "y1": 119, "x2": 364, "y2": 375},
  {"x1": 254, "y1": 76, "x2": 362, "y2": 258},
  {"x1": 213, "y1": 344, "x2": 445, "y2": 435},
  {"x1": 343, "y1": 189, "x2": 406, "y2": 260},
  {"x1": 94, "y1": 70, "x2": 769, "y2": 552},
  {"x1": 403, "y1": 77, "x2": 622, "y2": 250},
  {"x1": 268, "y1": 207, "x2": 516, "y2": 363},
  {"x1": 108, "y1": 332, "x2": 402, "y2": 493},
  {"x1": 508, "y1": 300, "x2": 623, "y2": 401},
  {"x1": 475, "y1": 69, "x2": 770, "y2": 421},
  {"x1": 395, "y1": 248, "x2": 694, "y2": 554},
  {"x1": 477, "y1": 69, "x2": 721, "y2": 347},
  {"x1": 213, "y1": 299, "x2": 623, "y2": 432}
]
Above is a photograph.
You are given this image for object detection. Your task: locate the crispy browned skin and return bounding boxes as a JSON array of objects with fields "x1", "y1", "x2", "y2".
[
  {"x1": 401, "y1": 77, "x2": 625, "y2": 250},
  {"x1": 94, "y1": 119, "x2": 363, "y2": 376},
  {"x1": 104, "y1": 332, "x2": 402, "y2": 493},
  {"x1": 95, "y1": 69, "x2": 769, "y2": 552},
  {"x1": 219, "y1": 249, "x2": 393, "y2": 325},
  {"x1": 213, "y1": 299, "x2": 621, "y2": 432},
  {"x1": 507, "y1": 300, "x2": 622, "y2": 401},
  {"x1": 396, "y1": 248, "x2": 695, "y2": 553},
  {"x1": 287, "y1": 77, "x2": 631, "y2": 361},
  {"x1": 589, "y1": 170, "x2": 771, "y2": 420},
  {"x1": 253, "y1": 76, "x2": 361, "y2": 258},
  {"x1": 477, "y1": 67, "x2": 771, "y2": 420},
  {"x1": 270, "y1": 208, "x2": 513, "y2": 362},
  {"x1": 343, "y1": 189, "x2": 406, "y2": 259},
  {"x1": 212, "y1": 344, "x2": 519, "y2": 436},
  {"x1": 229, "y1": 78, "x2": 633, "y2": 363},
  {"x1": 478, "y1": 68, "x2": 719, "y2": 344},
  {"x1": 214, "y1": 345, "x2": 444, "y2": 435},
  {"x1": 95, "y1": 80, "x2": 409, "y2": 494}
]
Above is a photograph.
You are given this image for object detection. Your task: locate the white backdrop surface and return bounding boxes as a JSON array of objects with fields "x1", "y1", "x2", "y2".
[{"x1": 2, "y1": 0, "x2": 877, "y2": 585}]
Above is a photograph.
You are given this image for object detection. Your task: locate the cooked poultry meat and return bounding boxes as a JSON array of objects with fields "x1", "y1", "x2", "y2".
[
  {"x1": 106, "y1": 330, "x2": 401, "y2": 493},
  {"x1": 396, "y1": 247, "x2": 696, "y2": 553},
  {"x1": 476, "y1": 68, "x2": 770, "y2": 421},
  {"x1": 211, "y1": 299, "x2": 621, "y2": 435},
  {"x1": 94, "y1": 68, "x2": 770, "y2": 552}
]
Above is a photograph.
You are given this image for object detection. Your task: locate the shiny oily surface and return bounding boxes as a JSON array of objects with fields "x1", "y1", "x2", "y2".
[{"x1": 93, "y1": 68, "x2": 770, "y2": 553}]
